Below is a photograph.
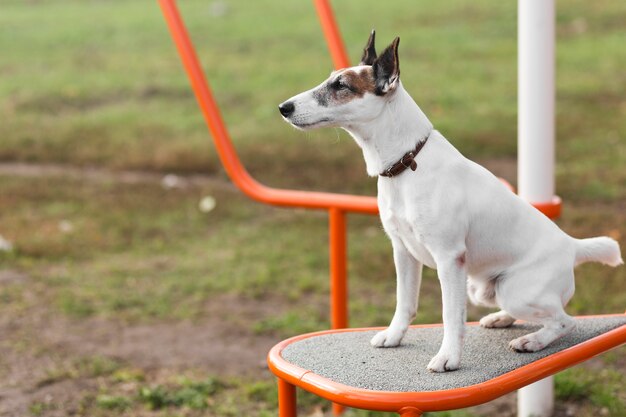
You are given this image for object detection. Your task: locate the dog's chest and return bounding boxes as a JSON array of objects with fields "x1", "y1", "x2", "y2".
[{"x1": 378, "y1": 185, "x2": 437, "y2": 269}]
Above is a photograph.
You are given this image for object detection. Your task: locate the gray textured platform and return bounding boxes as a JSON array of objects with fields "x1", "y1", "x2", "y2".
[{"x1": 281, "y1": 317, "x2": 626, "y2": 392}]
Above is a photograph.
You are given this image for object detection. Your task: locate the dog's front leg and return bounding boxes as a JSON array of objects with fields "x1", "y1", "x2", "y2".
[
  {"x1": 371, "y1": 237, "x2": 423, "y2": 348},
  {"x1": 427, "y1": 256, "x2": 467, "y2": 372}
]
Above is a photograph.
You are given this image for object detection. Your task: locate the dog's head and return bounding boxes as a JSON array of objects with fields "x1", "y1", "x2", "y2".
[{"x1": 278, "y1": 31, "x2": 401, "y2": 130}]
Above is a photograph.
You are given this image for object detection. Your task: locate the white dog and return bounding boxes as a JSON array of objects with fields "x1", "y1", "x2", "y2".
[{"x1": 278, "y1": 31, "x2": 623, "y2": 372}]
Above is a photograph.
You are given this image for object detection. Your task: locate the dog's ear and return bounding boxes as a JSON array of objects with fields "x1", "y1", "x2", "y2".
[
  {"x1": 359, "y1": 29, "x2": 377, "y2": 66},
  {"x1": 373, "y1": 36, "x2": 400, "y2": 95}
]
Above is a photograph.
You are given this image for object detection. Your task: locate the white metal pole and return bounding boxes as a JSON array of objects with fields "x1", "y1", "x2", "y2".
[
  {"x1": 518, "y1": 0, "x2": 555, "y2": 204},
  {"x1": 519, "y1": 378, "x2": 555, "y2": 417},
  {"x1": 517, "y1": 0, "x2": 556, "y2": 416}
]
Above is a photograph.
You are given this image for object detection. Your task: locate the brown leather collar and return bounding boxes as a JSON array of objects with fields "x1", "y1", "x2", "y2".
[{"x1": 379, "y1": 133, "x2": 431, "y2": 178}]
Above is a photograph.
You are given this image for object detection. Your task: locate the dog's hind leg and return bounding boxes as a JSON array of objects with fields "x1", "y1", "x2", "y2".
[
  {"x1": 508, "y1": 306, "x2": 575, "y2": 352},
  {"x1": 499, "y1": 267, "x2": 576, "y2": 352},
  {"x1": 371, "y1": 238, "x2": 423, "y2": 348}
]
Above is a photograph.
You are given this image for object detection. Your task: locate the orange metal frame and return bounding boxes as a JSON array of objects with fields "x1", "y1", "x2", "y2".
[
  {"x1": 159, "y1": 0, "x2": 574, "y2": 414},
  {"x1": 269, "y1": 315, "x2": 626, "y2": 416},
  {"x1": 159, "y1": 0, "x2": 556, "y2": 333}
]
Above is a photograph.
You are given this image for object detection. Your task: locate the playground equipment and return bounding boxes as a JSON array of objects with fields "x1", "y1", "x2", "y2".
[
  {"x1": 269, "y1": 316, "x2": 626, "y2": 417},
  {"x1": 158, "y1": 0, "x2": 623, "y2": 415}
]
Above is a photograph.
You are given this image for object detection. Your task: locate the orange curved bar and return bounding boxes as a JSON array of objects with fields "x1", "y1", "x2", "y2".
[
  {"x1": 313, "y1": 0, "x2": 351, "y2": 69},
  {"x1": 268, "y1": 315, "x2": 626, "y2": 413},
  {"x1": 159, "y1": 0, "x2": 558, "y2": 220},
  {"x1": 158, "y1": 0, "x2": 378, "y2": 215}
]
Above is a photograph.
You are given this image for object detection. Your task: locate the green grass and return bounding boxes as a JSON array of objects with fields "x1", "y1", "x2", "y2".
[
  {"x1": 36, "y1": 356, "x2": 123, "y2": 389},
  {"x1": 556, "y1": 368, "x2": 626, "y2": 416},
  {"x1": 137, "y1": 377, "x2": 223, "y2": 410},
  {"x1": 0, "y1": 1, "x2": 624, "y2": 416}
]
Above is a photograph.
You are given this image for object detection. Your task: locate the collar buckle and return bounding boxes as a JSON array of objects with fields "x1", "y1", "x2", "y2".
[{"x1": 379, "y1": 133, "x2": 431, "y2": 178}]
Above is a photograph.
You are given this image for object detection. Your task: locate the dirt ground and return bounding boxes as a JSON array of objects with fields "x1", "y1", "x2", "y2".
[{"x1": 0, "y1": 286, "x2": 283, "y2": 416}]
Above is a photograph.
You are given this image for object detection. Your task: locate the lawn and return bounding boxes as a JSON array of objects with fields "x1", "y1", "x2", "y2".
[{"x1": 0, "y1": 0, "x2": 624, "y2": 416}]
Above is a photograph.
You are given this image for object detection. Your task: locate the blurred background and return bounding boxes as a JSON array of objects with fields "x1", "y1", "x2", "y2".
[{"x1": 0, "y1": 1, "x2": 624, "y2": 416}]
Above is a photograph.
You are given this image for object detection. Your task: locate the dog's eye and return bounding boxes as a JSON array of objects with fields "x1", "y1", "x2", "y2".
[{"x1": 330, "y1": 79, "x2": 348, "y2": 91}]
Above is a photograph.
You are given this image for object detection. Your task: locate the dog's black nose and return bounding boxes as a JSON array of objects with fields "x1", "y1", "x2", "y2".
[{"x1": 278, "y1": 101, "x2": 295, "y2": 118}]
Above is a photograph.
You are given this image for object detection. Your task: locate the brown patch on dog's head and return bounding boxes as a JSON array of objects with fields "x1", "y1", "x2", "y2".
[
  {"x1": 313, "y1": 67, "x2": 377, "y2": 106},
  {"x1": 342, "y1": 68, "x2": 377, "y2": 97}
]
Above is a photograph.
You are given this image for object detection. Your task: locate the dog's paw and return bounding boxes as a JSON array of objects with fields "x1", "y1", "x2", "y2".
[
  {"x1": 370, "y1": 328, "x2": 404, "y2": 348},
  {"x1": 427, "y1": 351, "x2": 460, "y2": 373},
  {"x1": 480, "y1": 312, "x2": 515, "y2": 329},
  {"x1": 509, "y1": 335, "x2": 545, "y2": 353}
]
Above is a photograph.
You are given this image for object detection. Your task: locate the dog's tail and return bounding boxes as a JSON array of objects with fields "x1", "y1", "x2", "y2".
[{"x1": 574, "y1": 237, "x2": 623, "y2": 267}]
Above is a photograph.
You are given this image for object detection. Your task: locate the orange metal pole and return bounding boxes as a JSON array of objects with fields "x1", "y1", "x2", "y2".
[
  {"x1": 278, "y1": 379, "x2": 297, "y2": 417},
  {"x1": 329, "y1": 208, "x2": 348, "y2": 329},
  {"x1": 329, "y1": 207, "x2": 347, "y2": 416},
  {"x1": 313, "y1": 0, "x2": 351, "y2": 69}
]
